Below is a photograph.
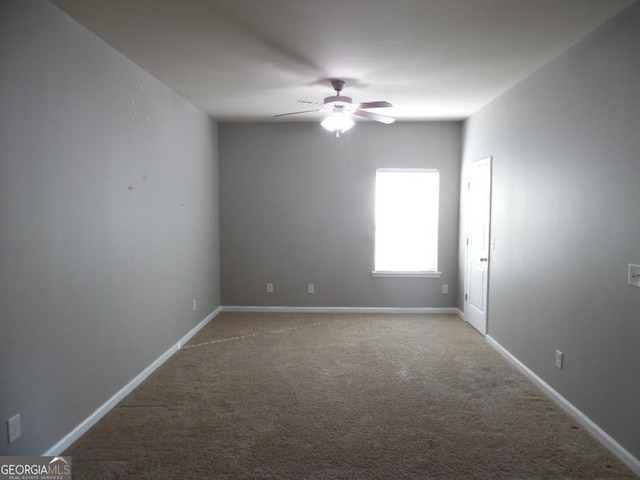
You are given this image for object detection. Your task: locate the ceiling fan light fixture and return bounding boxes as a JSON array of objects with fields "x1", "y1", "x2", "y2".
[{"x1": 321, "y1": 111, "x2": 354, "y2": 136}]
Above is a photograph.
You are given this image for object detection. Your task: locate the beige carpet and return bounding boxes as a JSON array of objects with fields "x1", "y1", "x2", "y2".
[{"x1": 65, "y1": 313, "x2": 637, "y2": 479}]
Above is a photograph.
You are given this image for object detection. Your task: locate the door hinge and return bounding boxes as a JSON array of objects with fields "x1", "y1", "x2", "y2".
[
  {"x1": 468, "y1": 181, "x2": 471, "y2": 189},
  {"x1": 464, "y1": 293, "x2": 468, "y2": 301},
  {"x1": 466, "y1": 238, "x2": 469, "y2": 246}
]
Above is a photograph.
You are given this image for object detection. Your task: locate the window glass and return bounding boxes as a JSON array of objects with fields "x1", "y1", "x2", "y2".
[{"x1": 374, "y1": 169, "x2": 439, "y2": 272}]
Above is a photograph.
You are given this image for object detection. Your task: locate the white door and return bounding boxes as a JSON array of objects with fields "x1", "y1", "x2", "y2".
[{"x1": 465, "y1": 157, "x2": 492, "y2": 335}]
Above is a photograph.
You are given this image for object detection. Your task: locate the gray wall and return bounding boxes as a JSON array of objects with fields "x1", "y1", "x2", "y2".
[
  {"x1": 219, "y1": 122, "x2": 461, "y2": 308},
  {"x1": 460, "y1": 2, "x2": 640, "y2": 460},
  {"x1": 0, "y1": 1, "x2": 220, "y2": 455}
]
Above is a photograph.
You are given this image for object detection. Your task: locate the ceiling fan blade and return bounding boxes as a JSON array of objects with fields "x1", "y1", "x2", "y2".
[
  {"x1": 298, "y1": 100, "x2": 324, "y2": 105},
  {"x1": 358, "y1": 101, "x2": 393, "y2": 109},
  {"x1": 353, "y1": 109, "x2": 396, "y2": 124},
  {"x1": 273, "y1": 109, "x2": 322, "y2": 118}
]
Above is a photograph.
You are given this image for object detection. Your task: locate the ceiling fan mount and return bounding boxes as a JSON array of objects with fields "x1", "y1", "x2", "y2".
[
  {"x1": 330, "y1": 79, "x2": 345, "y2": 93},
  {"x1": 323, "y1": 79, "x2": 352, "y2": 107}
]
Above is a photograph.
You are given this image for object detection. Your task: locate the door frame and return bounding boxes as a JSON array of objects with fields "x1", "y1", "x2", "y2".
[{"x1": 464, "y1": 156, "x2": 492, "y2": 335}]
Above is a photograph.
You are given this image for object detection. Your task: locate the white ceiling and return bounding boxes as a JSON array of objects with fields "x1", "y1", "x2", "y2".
[{"x1": 52, "y1": 0, "x2": 635, "y2": 121}]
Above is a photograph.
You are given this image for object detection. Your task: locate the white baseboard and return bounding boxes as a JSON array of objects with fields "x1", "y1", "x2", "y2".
[
  {"x1": 221, "y1": 306, "x2": 459, "y2": 315},
  {"x1": 455, "y1": 308, "x2": 465, "y2": 321},
  {"x1": 43, "y1": 306, "x2": 223, "y2": 456},
  {"x1": 486, "y1": 335, "x2": 640, "y2": 477},
  {"x1": 178, "y1": 306, "x2": 222, "y2": 348}
]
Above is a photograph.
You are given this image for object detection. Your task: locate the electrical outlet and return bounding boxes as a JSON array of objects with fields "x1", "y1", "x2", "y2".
[
  {"x1": 628, "y1": 264, "x2": 640, "y2": 287},
  {"x1": 7, "y1": 414, "x2": 21, "y2": 443},
  {"x1": 308, "y1": 284, "x2": 315, "y2": 294},
  {"x1": 555, "y1": 350, "x2": 563, "y2": 370},
  {"x1": 442, "y1": 284, "x2": 449, "y2": 294},
  {"x1": 192, "y1": 299, "x2": 197, "y2": 311},
  {"x1": 266, "y1": 283, "x2": 274, "y2": 294}
]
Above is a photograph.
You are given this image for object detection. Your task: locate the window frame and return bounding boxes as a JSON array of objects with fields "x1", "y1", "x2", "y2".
[{"x1": 371, "y1": 168, "x2": 442, "y2": 278}]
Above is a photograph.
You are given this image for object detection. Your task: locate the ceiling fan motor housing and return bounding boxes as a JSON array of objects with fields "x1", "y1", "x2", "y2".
[{"x1": 324, "y1": 96, "x2": 353, "y2": 107}]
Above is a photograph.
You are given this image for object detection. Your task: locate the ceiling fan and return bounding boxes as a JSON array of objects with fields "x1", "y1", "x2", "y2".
[{"x1": 273, "y1": 79, "x2": 395, "y2": 136}]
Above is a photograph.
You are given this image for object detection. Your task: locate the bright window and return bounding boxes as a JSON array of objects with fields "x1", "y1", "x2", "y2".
[{"x1": 374, "y1": 169, "x2": 440, "y2": 275}]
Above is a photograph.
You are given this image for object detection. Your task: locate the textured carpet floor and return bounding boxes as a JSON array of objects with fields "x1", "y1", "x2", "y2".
[{"x1": 65, "y1": 313, "x2": 637, "y2": 479}]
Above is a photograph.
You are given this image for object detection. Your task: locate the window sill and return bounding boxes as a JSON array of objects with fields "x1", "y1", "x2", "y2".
[{"x1": 371, "y1": 271, "x2": 442, "y2": 278}]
